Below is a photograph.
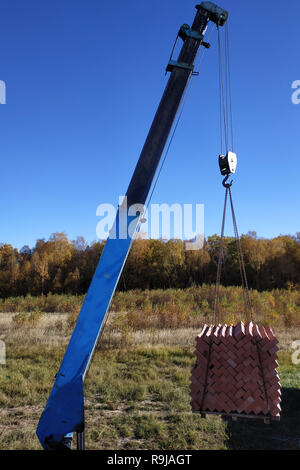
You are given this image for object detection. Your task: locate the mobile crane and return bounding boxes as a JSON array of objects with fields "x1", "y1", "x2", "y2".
[{"x1": 36, "y1": 2, "x2": 229, "y2": 450}]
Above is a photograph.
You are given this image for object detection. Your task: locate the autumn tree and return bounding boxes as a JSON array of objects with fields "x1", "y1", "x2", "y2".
[
  {"x1": 0, "y1": 232, "x2": 299, "y2": 297},
  {"x1": 32, "y1": 250, "x2": 49, "y2": 295}
]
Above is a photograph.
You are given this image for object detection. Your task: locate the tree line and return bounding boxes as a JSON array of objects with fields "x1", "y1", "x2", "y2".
[{"x1": 0, "y1": 231, "x2": 299, "y2": 298}]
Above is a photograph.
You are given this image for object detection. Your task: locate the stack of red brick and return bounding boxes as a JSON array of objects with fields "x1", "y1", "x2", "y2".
[{"x1": 190, "y1": 321, "x2": 281, "y2": 418}]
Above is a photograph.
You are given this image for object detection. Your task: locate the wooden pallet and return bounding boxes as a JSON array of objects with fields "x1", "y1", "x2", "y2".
[{"x1": 196, "y1": 410, "x2": 280, "y2": 424}]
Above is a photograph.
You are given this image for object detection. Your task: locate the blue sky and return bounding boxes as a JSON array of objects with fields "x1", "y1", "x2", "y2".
[{"x1": 0, "y1": 0, "x2": 299, "y2": 249}]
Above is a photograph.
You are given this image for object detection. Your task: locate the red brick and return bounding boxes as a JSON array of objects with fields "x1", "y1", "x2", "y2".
[{"x1": 190, "y1": 321, "x2": 281, "y2": 419}]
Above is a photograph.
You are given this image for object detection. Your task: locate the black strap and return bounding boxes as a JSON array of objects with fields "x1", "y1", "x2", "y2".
[{"x1": 213, "y1": 185, "x2": 255, "y2": 324}]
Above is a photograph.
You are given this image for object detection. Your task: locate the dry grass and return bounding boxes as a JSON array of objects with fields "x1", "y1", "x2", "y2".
[
  {"x1": 1, "y1": 311, "x2": 299, "y2": 351},
  {"x1": 0, "y1": 312, "x2": 70, "y2": 350},
  {"x1": 0, "y1": 310, "x2": 300, "y2": 450}
]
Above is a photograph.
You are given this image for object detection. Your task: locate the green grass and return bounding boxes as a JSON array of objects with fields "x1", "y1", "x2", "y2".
[{"x1": 0, "y1": 336, "x2": 299, "y2": 450}]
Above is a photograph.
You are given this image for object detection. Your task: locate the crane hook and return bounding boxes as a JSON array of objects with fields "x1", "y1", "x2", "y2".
[{"x1": 222, "y1": 174, "x2": 233, "y2": 188}]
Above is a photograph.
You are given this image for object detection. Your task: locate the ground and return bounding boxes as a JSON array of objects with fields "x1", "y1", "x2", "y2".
[{"x1": 0, "y1": 312, "x2": 299, "y2": 450}]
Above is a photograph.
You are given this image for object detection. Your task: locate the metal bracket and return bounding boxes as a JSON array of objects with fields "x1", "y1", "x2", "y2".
[
  {"x1": 166, "y1": 60, "x2": 194, "y2": 74},
  {"x1": 197, "y1": 1, "x2": 228, "y2": 26},
  {"x1": 178, "y1": 24, "x2": 204, "y2": 42},
  {"x1": 166, "y1": 20, "x2": 211, "y2": 76}
]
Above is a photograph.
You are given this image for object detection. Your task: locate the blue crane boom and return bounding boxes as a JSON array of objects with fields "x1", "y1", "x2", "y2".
[{"x1": 36, "y1": 2, "x2": 228, "y2": 450}]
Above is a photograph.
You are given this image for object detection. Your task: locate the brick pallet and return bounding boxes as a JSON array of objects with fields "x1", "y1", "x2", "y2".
[{"x1": 190, "y1": 321, "x2": 281, "y2": 421}]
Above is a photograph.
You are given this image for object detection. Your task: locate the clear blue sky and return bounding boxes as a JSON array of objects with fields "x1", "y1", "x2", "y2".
[{"x1": 0, "y1": 0, "x2": 299, "y2": 249}]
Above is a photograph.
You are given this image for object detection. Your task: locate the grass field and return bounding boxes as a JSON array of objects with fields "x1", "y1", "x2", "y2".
[{"x1": 0, "y1": 310, "x2": 300, "y2": 450}]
